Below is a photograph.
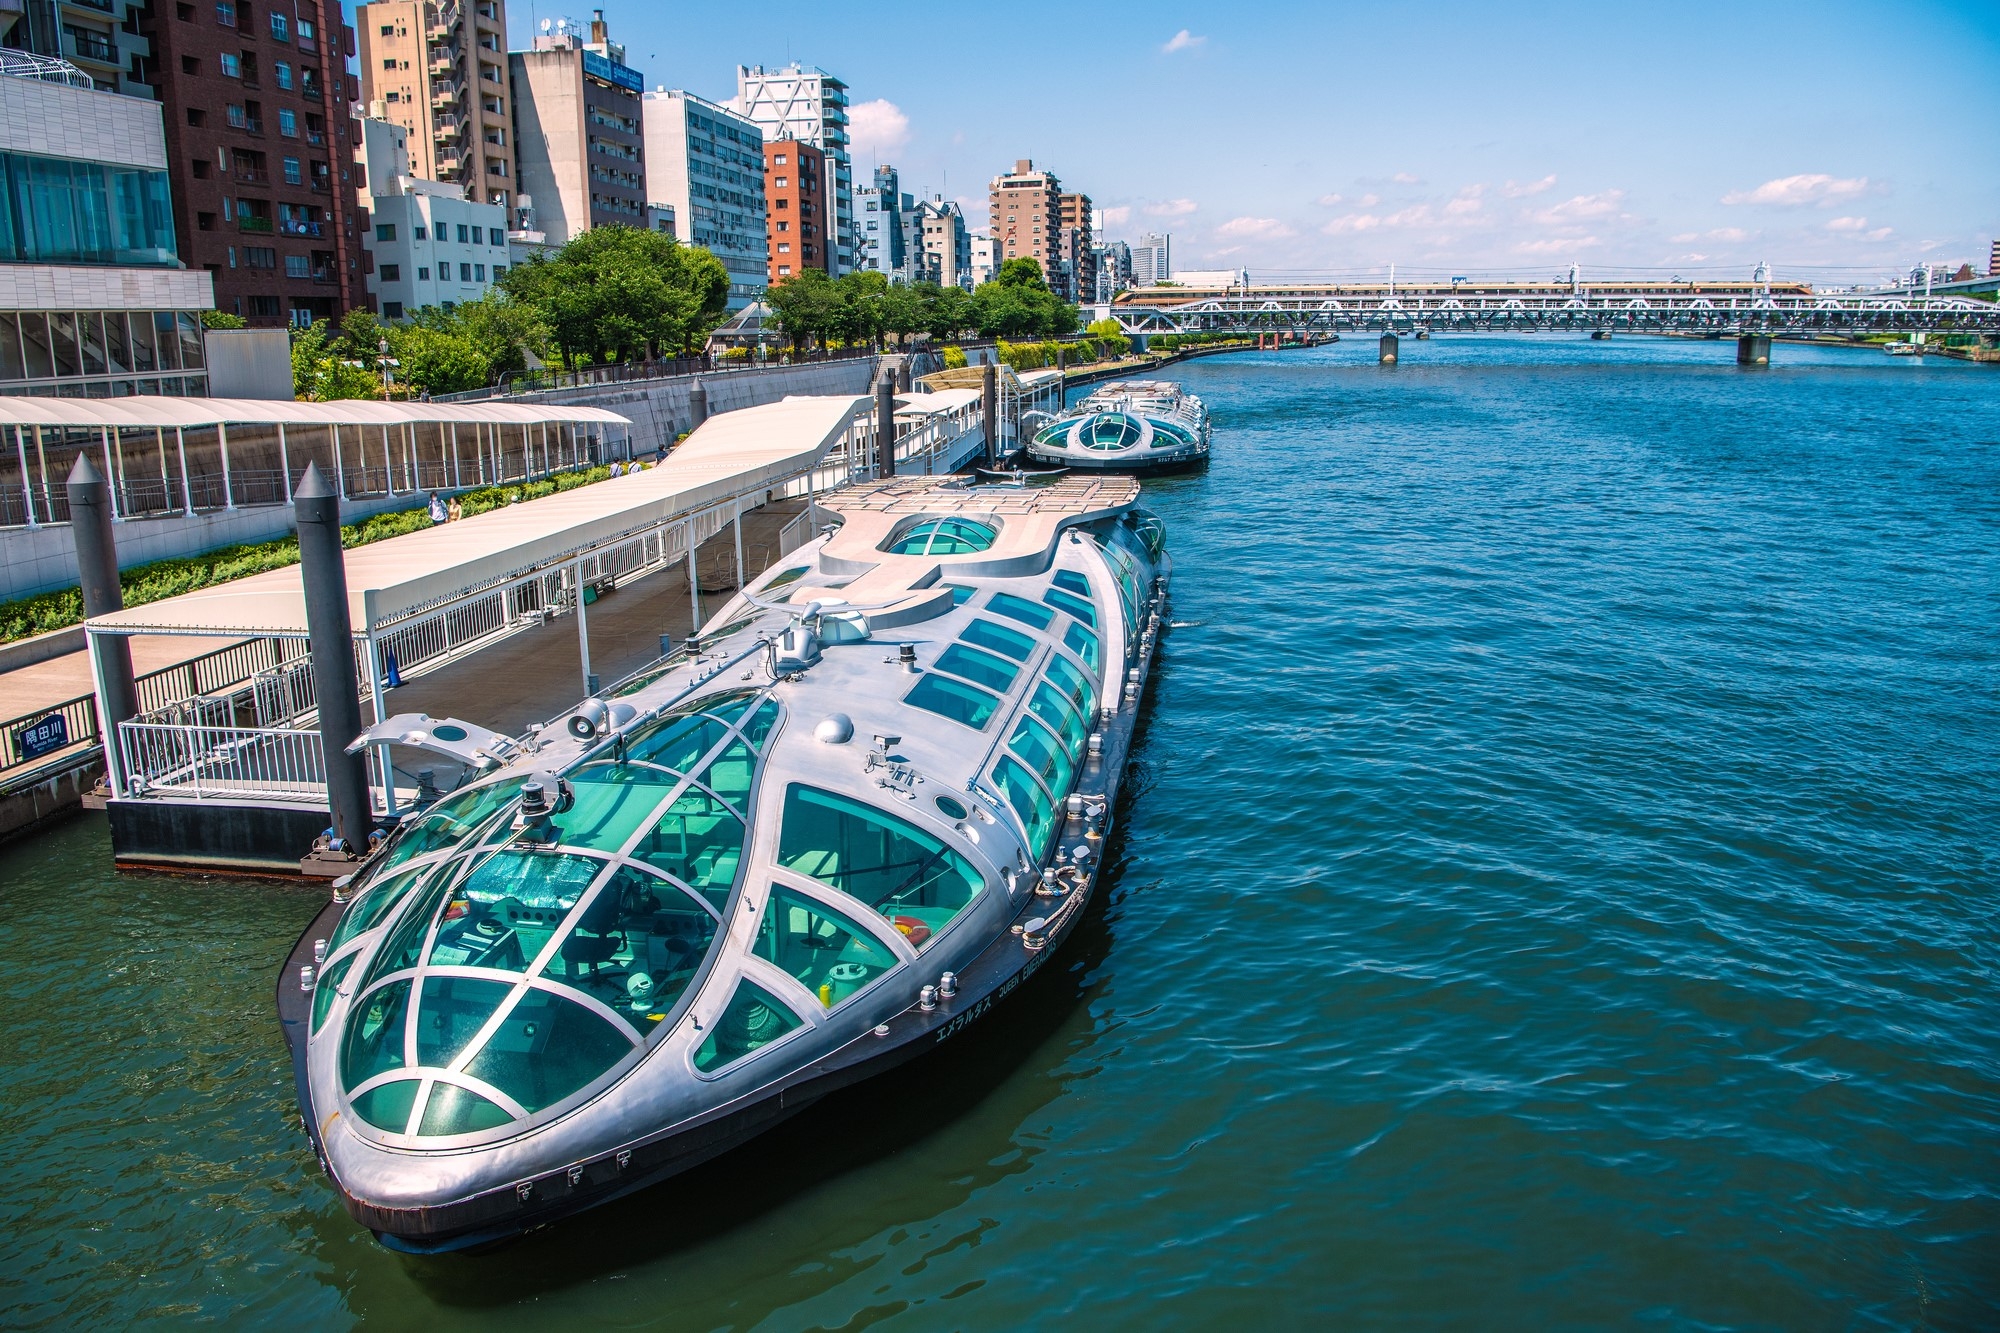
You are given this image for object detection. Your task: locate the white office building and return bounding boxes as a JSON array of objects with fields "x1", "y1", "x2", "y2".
[
  {"x1": 357, "y1": 115, "x2": 514, "y2": 320},
  {"x1": 642, "y1": 89, "x2": 767, "y2": 310},
  {"x1": 969, "y1": 234, "x2": 998, "y2": 288},
  {"x1": 1131, "y1": 231, "x2": 1170, "y2": 287},
  {"x1": 734, "y1": 63, "x2": 853, "y2": 276},
  {"x1": 917, "y1": 198, "x2": 971, "y2": 290}
]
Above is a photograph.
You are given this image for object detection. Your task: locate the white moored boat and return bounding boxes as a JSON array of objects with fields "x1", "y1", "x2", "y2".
[
  {"x1": 1024, "y1": 380, "x2": 1211, "y2": 473},
  {"x1": 279, "y1": 474, "x2": 1171, "y2": 1252}
]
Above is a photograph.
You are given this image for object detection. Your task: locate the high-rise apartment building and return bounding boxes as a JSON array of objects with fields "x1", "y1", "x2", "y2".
[
  {"x1": 642, "y1": 88, "x2": 766, "y2": 309},
  {"x1": 763, "y1": 138, "x2": 827, "y2": 284},
  {"x1": 1056, "y1": 190, "x2": 1092, "y2": 303},
  {"x1": 734, "y1": 64, "x2": 852, "y2": 275},
  {"x1": 1130, "y1": 231, "x2": 1170, "y2": 286},
  {"x1": 356, "y1": 0, "x2": 514, "y2": 210},
  {"x1": 916, "y1": 197, "x2": 971, "y2": 290},
  {"x1": 989, "y1": 159, "x2": 1061, "y2": 285},
  {"x1": 0, "y1": 54, "x2": 215, "y2": 414},
  {"x1": 0, "y1": 0, "x2": 151, "y2": 97},
  {"x1": 139, "y1": 0, "x2": 363, "y2": 327},
  {"x1": 860, "y1": 164, "x2": 912, "y2": 282},
  {"x1": 508, "y1": 11, "x2": 644, "y2": 246}
]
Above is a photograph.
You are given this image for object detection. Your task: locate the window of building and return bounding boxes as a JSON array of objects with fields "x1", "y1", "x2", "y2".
[
  {"x1": 456, "y1": 224, "x2": 469, "y2": 243},
  {"x1": 278, "y1": 108, "x2": 296, "y2": 136},
  {"x1": 296, "y1": 17, "x2": 314, "y2": 46},
  {"x1": 777, "y1": 243, "x2": 789, "y2": 254},
  {"x1": 226, "y1": 245, "x2": 236, "y2": 267},
  {"x1": 248, "y1": 295, "x2": 280, "y2": 317},
  {"x1": 380, "y1": 58, "x2": 394, "y2": 69},
  {"x1": 774, "y1": 154, "x2": 786, "y2": 165},
  {"x1": 378, "y1": 22, "x2": 393, "y2": 34},
  {"x1": 492, "y1": 265, "x2": 505, "y2": 277},
  {"x1": 375, "y1": 223, "x2": 395, "y2": 241},
  {"x1": 275, "y1": 61, "x2": 292, "y2": 90},
  {"x1": 382, "y1": 302, "x2": 403, "y2": 319},
  {"x1": 379, "y1": 263, "x2": 400, "y2": 281},
  {"x1": 215, "y1": 0, "x2": 235, "y2": 23},
  {"x1": 777, "y1": 265, "x2": 790, "y2": 276},
  {"x1": 282, "y1": 157, "x2": 301, "y2": 185},
  {"x1": 459, "y1": 262, "x2": 471, "y2": 282},
  {"x1": 412, "y1": 225, "x2": 426, "y2": 239},
  {"x1": 488, "y1": 227, "x2": 503, "y2": 245},
  {"x1": 416, "y1": 267, "x2": 429, "y2": 280},
  {"x1": 219, "y1": 52, "x2": 240, "y2": 77},
  {"x1": 269, "y1": 11, "x2": 287, "y2": 40},
  {"x1": 473, "y1": 264, "x2": 484, "y2": 281},
  {"x1": 245, "y1": 246, "x2": 276, "y2": 269},
  {"x1": 284, "y1": 254, "x2": 308, "y2": 278}
]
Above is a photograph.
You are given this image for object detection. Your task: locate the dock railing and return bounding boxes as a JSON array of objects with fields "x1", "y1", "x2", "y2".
[{"x1": 118, "y1": 720, "x2": 327, "y2": 803}]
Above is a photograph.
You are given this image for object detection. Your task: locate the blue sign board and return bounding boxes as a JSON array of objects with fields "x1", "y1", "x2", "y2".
[
  {"x1": 15, "y1": 711, "x2": 69, "y2": 762},
  {"x1": 582, "y1": 50, "x2": 643, "y2": 93}
]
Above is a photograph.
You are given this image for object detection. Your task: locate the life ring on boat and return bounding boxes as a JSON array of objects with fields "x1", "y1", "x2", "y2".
[{"x1": 891, "y1": 916, "x2": 931, "y2": 946}]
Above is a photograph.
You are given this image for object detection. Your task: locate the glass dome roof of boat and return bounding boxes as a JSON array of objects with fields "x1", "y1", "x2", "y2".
[
  {"x1": 327, "y1": 688, "x2": 781, "y2": 1142},
  {"x1": 883, "y1": 517, "x2": 997, "y2": 556},
  {"x1": 1083, "y1": 413, "x2": 1145, "y2": 451}
]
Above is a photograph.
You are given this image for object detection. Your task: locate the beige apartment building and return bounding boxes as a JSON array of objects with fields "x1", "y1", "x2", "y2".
[
  {"x1": 989, "y1": 159, "x2": 1061, "y2": 283},
  {"x1": 356, "y1": 0, "x2": 515, "y2": 210},
  {"x1": 1057, "y1": 190, "x2": 1093, "y2": 303}
]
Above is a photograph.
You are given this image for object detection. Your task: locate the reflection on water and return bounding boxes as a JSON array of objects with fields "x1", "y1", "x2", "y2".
[{"x1": 2, "y1": 337, "x2": 1997, "y2": 1327}]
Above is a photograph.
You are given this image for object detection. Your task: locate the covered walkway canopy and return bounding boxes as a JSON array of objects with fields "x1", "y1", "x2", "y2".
[
  {"x1": 86, "y1": 393, "x2": 867, "y2": 641},
  {"x1": 1, "y1": 396, "x2": 635, "y2": 528}
]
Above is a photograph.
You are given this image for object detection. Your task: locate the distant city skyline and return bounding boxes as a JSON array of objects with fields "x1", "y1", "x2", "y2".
[{"x1": 499, "y1": 0, "x2": 2000, "y2": 282}]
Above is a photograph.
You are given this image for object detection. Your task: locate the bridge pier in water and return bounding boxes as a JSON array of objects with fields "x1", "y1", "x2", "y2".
[
  {"x1": 1379, "y1": 333, "x2": 1399, "y2": 365},
  {"x1": 1737, "y1": 334, "x2": 1772, "y2": 367}
]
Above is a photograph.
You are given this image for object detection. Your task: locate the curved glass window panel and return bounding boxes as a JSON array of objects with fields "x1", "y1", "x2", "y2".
[
  {"x1": 378, "y1": 776, "x2": 525, "y2": 873},
  {"x1": 933, "y1": 642, "x2": 1019, "y2": 693},
  {"x1": 762, "y1": 565, "x2": 809, "y2": 591},
  {"x1": 1152, "y1": 421, "x2": 1195, "y2": 447},
  {"x1": 1029, "y1": 682, "x2": 1089, "y2": 762},
  {"x1": 364, "y1": 869, "x2": 460, "y2": 984},
  {"x1": 886, "y1": 518, "x2": 997, "y2": 556},
  {"x1": 329, "y1": 863, "x2": 430, "y2": 954},
  {"x1": 1032, "y1": 423, "x2": 1067, "y2": 448},
  {"x1": 993, "y1": 756, "x2": 1057, "y2": 858},
  {"x1": 1043, "y1": 587, "x2": 1096, "y2": 627},
  {"x1": 463, "y1": 987, "x2": 637, "y2": 1114},
  {"x1": 635, "y1": 788, "x2": 746, "y2": 912},
  {"x1": 341, "y1": 978, "x2": 412, "y2": 1091},
  {"x1": 1044, "y1": 655, "x2": 1098, "y2": 718},
  {"x1": 1064, "y1": 622, "x2": 1101, "y2": 673},
  {"x1": 559, "y1": 763, "x2": 682, "y2": 853},
  {"x1": 741, "y1": 698, "x2": 781, "y2": 753},
  {"x1": 625, "y1": 690, "x2": 757, "y2": 772},
  {"x1": 312, "y1": 951, "x2": 355, "y2": 1032},
  {"x1": 1052, "y1": 569, "x2": 1091, "y2": 598},
  {"x1": 548, "y1": 867, "x2": 720, "y2": 1031},
  {"x1": 961, "y1": 618, "x2": 1036, "y2": 663},
  {"x1": 414, "y1": 976, "x2": 516, "y2": 1067},
  {"x1": 417, "y1": 1082, "x2": 514, "y2": 1136},
  {"x1": 777, "y1": 785, "x2": 984, "y2": 937},
  {"x1": 350, "y1": 1077, "x2": 421, "y2": 1134},
  {"x1": 1085, "y1": 414, "x2": 1144, "y2": 450},
  {"x1": 428, "y1": 851, "x2": 605, "y2": 970},
  {"x1": 693, "y1": 978, "x2": 803, "y2": 1073},
  {"x1": 1133, "y1": 512, "x2": 1167, "y2": 558},
  {"x1": 755, "y1": 885, "x2": 900, "y2": 1002},
  {"x1": 697, "y1": 738, "x2": 758, "y2": 811},
  {"x1": 904, "y1": 673, "x2": 998, "y2": 730},
  {"x1": 943, "y1": 584, "x2": 976, "y2": 607},
  {"x1": 986, "y1": 591, "x2": 1054, "y2": 631},
  {"x1": 1008, "y1": 714, "x2": 1074, "y2": 802}
]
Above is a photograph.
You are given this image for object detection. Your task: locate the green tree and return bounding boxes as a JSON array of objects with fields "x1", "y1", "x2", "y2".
[
  {"x1": 498, "y1": 225, "x2": 729, "y2": 367},
  {"x1": 290, "y1": 323, "x2": 381, "y2": 401},
  {"x1": 765, "y1": 269, "x2": 843, "y2": 351},
  {"x1": 924, "y1": 284, "x2": 976, "y2": 341},
  {"x1": 1086, "y1": 317, "x2": 1132, "y2": 357},
  {"x1": 200, "y1": 310, "x2": 247, "y2": 329},
  {"x1": 394, "y1": 324, "x2": 490, "y2": 395}
]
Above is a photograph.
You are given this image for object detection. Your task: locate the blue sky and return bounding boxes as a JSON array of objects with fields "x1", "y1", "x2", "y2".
[{"x1": 488, "y1": 0, "x2": 2000, "y2": 282}]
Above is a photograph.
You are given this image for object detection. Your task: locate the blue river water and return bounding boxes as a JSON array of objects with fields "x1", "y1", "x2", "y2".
[{"x1": 2, "y1": 336, "x2": 1995, "y2": 1328}]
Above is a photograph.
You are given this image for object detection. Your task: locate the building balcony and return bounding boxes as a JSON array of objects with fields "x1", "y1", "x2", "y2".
[{"x1": 236, "y1": 216, "x2": 274, "y2": 233}]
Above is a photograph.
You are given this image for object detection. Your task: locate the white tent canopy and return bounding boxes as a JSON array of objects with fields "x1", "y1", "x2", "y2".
[{"x1": 86, "y1": 394, "x2": 866, "y2": 638}]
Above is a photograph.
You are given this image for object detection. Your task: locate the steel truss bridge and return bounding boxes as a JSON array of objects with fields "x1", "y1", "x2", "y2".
[{"x1": 1106, "y1": 288, "x2": 2000, "y2": 338}]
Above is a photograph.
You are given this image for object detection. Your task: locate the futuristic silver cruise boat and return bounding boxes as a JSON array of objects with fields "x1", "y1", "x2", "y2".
[
  {"x1": 1024, "y1": 380, "x2": 1210, "y2": 473},
  {"x1": 278, "y1": 474, "x2": 1170, "y2": 1251}
]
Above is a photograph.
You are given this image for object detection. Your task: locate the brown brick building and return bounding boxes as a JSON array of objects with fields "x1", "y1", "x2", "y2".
[
  {"x1": 140, "y1": 0, "x2": 364, "y2": 328},
  {"x1": 1057, "y1": 190, "x2": 1092, "y2": 304},
  {"x1": 989, "y1": 158, "x2": 1060, "y2": 287},
  {"x1": 764, "y1": 138, "x2": 828, "y2": 284}
]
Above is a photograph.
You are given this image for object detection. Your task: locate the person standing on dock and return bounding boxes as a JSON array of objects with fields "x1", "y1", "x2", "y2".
[{"x1": 428, "y1": 491, "x2": 447, "y2": 525}]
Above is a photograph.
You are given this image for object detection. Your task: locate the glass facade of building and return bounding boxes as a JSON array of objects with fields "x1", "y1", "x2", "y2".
[
  {"x1": 0, "y1": 150, "x2": 179, "y2": 267},
  {"x1": 0, "y1": 309, "x2": 207, "y2": 398}
]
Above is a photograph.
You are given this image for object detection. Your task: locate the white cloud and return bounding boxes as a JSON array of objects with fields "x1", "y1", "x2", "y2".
[
  {"x1": 1670, "y1": 232, "x2": 1699, "y2": 243},
  {"x1": 1099, "y1": 205, "x2": 1132, "y2": 227},
  {"x1": 1317, "y1": 192, "x2": 1344, "y2": 206},
  {"x1": 1443, "y1": 184, "x2": 1486, "y2": 217},
  {"x1": 1531, "y1": 190, "x2": 1628, "y2": 224},
  {"x1": 1867, "y1": 226, "x2": 1893, "y2": 241},
  {"x1": 1358, "y1": 193, "x2": 1380, "y2": 207},
  {"x1": 1321, "y1": 213, "x2": 1381, "y2": 234},
  {"x1": 1824, "y1": 216, "x2": 1869, "y2": 232},
  {"x1": 1516, "y1": 236, "x2": 1601, "y2": 254},
  {"x1": 1144, "y1": 198, "x2": 1198, "y2": 217},
  {"x1": 847, "y1": 99, "x2": 910, "y2": 159},
  {"x1": 1215, "y1": 216, "x2": 1296, "y2": 239},
  {"x1": 1162, "y1": 29, "x2": 1205, "y2": 53},
  {"x1": 1720, "y1": 174, "x2": 1870, "y2": 206},
  {"x1": 1392, "y1": 172, "x2": 1423, "y2": 185},
  {"x1": 1502, "y1": 175, "x2": 1558, "y2": 198}
]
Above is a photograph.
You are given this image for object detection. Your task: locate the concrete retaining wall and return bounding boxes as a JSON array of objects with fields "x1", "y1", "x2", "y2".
[{"x1": 0, "y1": 750, "x2": 102, "y2": 846}]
